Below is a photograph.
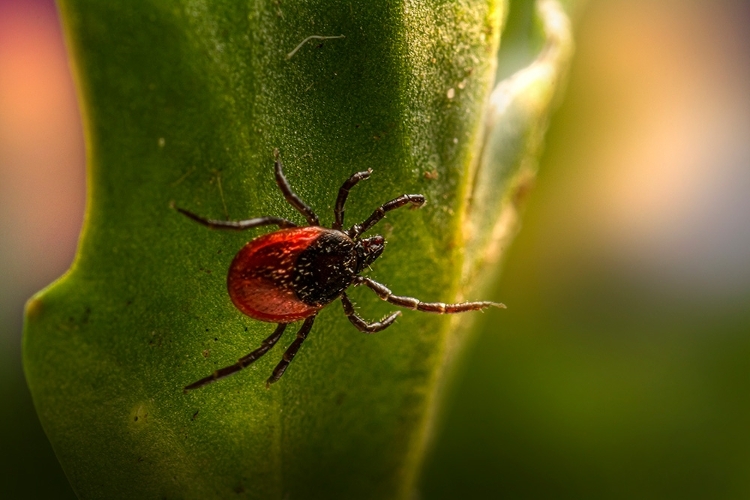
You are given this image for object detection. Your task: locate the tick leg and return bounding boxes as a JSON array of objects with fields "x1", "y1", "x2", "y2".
[
  {"x1": 274, "y1": 149, "x2": 320, "y2": 226},
  {"x1": 347, "y1": 194, "x2": 425, "y2": 238},
  {"x1": 266, "y1": 315, "x2": 317, "y2": 387},
  {"x1": 183, "y1": 323, "x2": 287, "y2": 393},
  {"x1": 333, "y1": 169, "x2": 372, "y2": 230},
  {"x1": 357, "y1": 277, "x2": 506, "y2": 313},
  {"x1": 174, "y1": 205, "x2": 297, "y2": 230},
  {"x1": 340, "y1": 292, "x2": 400, "y2": 333}
]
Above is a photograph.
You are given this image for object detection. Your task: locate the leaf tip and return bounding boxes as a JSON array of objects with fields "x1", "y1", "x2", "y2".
[{"x1": 25, "y1": 295, "x2": 44, "y2": 321}]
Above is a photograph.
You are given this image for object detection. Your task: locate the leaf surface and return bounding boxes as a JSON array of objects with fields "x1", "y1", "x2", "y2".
[{"x1": 23, "y1": 0, "x2": 574, "y2": 498}]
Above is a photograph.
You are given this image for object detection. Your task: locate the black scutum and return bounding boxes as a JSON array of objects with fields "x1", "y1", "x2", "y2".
[{"x1": 292, "y1": 231, "x2": 359, "y2": 306}]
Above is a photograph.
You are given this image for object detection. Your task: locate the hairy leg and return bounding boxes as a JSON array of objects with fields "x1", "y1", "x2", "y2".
[
  {"x1": 347, "y1": 194, "x2": 425, "y2": 238},
  {"x1": 274, "y1": 149, "x2": 319, "y2": 226},
  {"x1": 174, "y1": 205, "x2": 297, "y2": 230},
  {"x1": 183, "y1": 323, "x2": 288, "y2": 392},
  {"x1": 266, "y1": 315, "x2": 317, "y2": 386},
  {"x1": 340, "y1": 292, "x2": 400, "y2": 333},
  {"x1": 333, "y1": 169, "x2": 372, "y2": 230},
  {"x1": 357, "y1": 277, "x2": 505, "y2": 313}
]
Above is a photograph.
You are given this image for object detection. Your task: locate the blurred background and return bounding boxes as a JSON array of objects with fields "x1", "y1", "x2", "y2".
[{"x1": 2, "y1": 0, "x2": 750, "y2": 498}]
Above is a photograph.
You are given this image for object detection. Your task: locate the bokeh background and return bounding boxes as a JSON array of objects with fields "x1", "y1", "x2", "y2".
[{"x1": 2, "y1": 0, "x2": 750, "y2": 498}]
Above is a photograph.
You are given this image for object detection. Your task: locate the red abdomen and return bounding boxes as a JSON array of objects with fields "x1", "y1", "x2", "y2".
[{"x1": 227, "y1": 226, "x2": 326, "y2": 323}]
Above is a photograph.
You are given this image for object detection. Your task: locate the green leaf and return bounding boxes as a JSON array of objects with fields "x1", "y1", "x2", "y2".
[
  {"x1": 23, "y1": 0, "x2": 573, "y2": 498},
  {"x1": 462, "y1": 0, "x2": 573, "y2": 292}
]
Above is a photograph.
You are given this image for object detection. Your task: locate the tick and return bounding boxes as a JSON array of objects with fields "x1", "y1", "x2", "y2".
[{"x1": 176, "y1": 149, "x2": 504, "y2": 391}]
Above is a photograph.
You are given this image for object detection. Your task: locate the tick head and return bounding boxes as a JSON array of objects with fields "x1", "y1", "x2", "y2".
[{"x1": 356, "y1": 235, "x2": 385, "y2": 271}]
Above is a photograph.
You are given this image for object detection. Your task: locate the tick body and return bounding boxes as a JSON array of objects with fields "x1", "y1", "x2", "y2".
[
  {"x1": 176, "y1": 149, "x2": 504, "y2": 391},
  {"x1": 227, "y1": 226, "x2": 363, "y2": 322}
]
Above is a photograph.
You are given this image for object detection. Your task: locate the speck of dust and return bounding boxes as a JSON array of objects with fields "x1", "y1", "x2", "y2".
[
  {"x1": 132, "y1": 404, "x2": 149, "y2": 425},
  {"x1": 446, "y1": 88, "x2": 455, "y2": 99},
  {"x1": 158, "y1": 137, "x2": 165, "y2": 148}
]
